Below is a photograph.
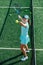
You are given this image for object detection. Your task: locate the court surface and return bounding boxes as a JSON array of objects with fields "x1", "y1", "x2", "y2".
[
  {"x1": 0, "y1": 0, "x2": 32, "y2": 65},
  {"x1": 33, "y1": 0, "x2": 43, "y2": 65},
  {"x1": 0, "y1": 0, "x2": 43, "y2": 65}
]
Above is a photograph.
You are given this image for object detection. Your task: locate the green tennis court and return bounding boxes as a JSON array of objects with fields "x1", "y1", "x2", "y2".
[
  {"x1": 0, "y1": 0, "x2": 43, "y2": 65},
  {"x1": 0, "y1": 50, "x2": 32, "y2": 65},
  {"x1": 0, "y1": 8, "x2": 8, "y2": 32},
  {"x1": 33, "y1": 0, "x2": 43, "y2": 65},
  {"x1": 0, "y1": 0, "x2": 10, "y2": 7},
  {"x1": 0, "y1": 0, "x2": 32, "y2": 65}
]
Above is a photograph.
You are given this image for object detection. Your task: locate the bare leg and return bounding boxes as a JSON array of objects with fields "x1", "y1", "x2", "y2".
[
  {"x1": 20, "y1": 44, "x2": 27, "y2": 57},
  {"x1": 25, "y1": 44, "x2": 29, "y2": 50}
]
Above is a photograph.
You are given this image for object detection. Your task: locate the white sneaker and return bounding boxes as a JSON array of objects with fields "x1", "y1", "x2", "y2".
[
  {"x1": 26, "y1": 50, "x2": 30, "y2": 53},
  {"x1": 21, "y1": 56, "x2": 28, "y2": 61}
]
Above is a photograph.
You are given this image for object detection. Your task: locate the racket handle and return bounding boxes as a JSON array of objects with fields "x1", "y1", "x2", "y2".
[
  {"x1": 16, "y1": 10, "x2": 20, "y2": 14},
  {"x1": 14, "y1": 8, "x2": 20, "y2": 15}
]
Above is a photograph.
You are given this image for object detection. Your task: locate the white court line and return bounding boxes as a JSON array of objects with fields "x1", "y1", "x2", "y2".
[
  {"x1": 33, "y1": 7, "x2": 43, "y2": 9},
  {"x1": 0, "y1": 7, "x2": 43, "y2": 9},
  {"x1": 0, "y1": 7, "x2": 30, "y2": 8},
  {"x1": 0, "y1": 47, "x2": 32, "y2": 50},
  {"x1": 0, "y1": 47, "x2": 43, "y2": 51},
  {"x1": 0, "y1": 48, "x2": 20, "y2": 50},
  {"x1": 35, "y1": 50, "x2": 36, "y2": 65},
  {"x1": 35, "y1": 49, "x2": 43, "y2": 51}
]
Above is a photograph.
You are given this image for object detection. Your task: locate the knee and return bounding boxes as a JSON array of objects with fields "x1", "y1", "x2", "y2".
[
  {"x1": 20, "y1": 44, "x2": 26, "y2": 51},
  {"x1": 20, "y1": 44, "x2": 24, "y2": 50}
]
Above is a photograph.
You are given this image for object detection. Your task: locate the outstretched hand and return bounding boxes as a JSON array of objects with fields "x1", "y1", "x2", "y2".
[{"x1": 18, "y1": 15, "x2": 22, "y2": 19}]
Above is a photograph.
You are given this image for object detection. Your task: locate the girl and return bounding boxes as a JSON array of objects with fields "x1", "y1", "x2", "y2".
[{"x1": 18, "y1": 15, "x2": 31, "y2": 61}]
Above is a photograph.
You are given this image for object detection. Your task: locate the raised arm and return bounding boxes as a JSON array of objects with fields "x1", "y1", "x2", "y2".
[
  {"x1": 19, "y1": 22, "x2": 26, "y2": 27},
  {"x1": 18, "y1": 15, "x2": 27, "y2": 27},
  {"x1": 18, "y1": 15, "x2": 24, "y2": 22}
]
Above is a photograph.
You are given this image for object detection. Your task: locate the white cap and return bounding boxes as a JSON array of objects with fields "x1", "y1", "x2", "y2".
[{"x1": 23, "y1": 15, "x2": 29, "y2": 19}]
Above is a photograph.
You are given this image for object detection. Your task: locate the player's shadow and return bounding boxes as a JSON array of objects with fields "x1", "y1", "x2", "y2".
[
  {"x1": 0, "y1": 53, "x2": 22, "y2": 65},
  {"x1": 8, "y1": 60, "x2": 21, "y2": 65}
]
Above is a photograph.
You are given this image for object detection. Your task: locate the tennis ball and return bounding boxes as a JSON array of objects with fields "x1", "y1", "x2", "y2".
[{"x1": 16, "y1": 20, "x2": 19, "y2": 23}]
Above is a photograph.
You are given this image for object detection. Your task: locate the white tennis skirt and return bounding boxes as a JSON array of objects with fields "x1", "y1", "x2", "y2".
[{"x1": 20, "y1": 35, "x2": 30, "y2": 44}]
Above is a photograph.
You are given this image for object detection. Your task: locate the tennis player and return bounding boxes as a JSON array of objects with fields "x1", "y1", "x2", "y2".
[{"x1": 18, "y1": 15, "x2": 31, "y2": 61}]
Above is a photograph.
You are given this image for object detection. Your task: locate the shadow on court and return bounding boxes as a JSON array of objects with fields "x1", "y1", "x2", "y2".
[
  {"x1": 0, "y1": 53, "x2": 22, "y2": 65},
  {"x1": 8, "y1": 60, "x2": 21, "y2": 65}
]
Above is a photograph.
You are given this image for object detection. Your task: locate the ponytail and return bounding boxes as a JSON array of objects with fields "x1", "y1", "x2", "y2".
[{"x1": 28, "y1": 19, "x2": 31, "y2": 25}]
